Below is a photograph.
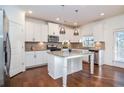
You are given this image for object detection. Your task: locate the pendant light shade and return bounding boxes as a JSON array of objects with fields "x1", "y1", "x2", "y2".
[
  {"x1": 59, "y1": 5, "x2": 66, "y2": 35},
  {"x1": 73, "y1": 9, "x2": 79, "y2": 36},
  {"x1": 60, "y1": 26, "x2": 66, "y2": 34},
  {"x1": 73, "y1": 28, "x2": 79, "y2": 35}
]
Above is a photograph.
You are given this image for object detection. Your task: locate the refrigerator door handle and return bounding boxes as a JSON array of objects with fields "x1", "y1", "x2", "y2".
[{"x1": 4, "y1": 32, "x2": 11, "y2": 76}]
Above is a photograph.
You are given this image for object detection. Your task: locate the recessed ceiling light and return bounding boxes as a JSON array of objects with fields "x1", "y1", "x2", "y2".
[
  {"x1": 28, "y1": 10, "x2": 32, "y2": 14},
  {"x1": 100, "y1": 13, "x2": 104, "y2": 16},
  {"x1": 56, "y1": 17, "x2": 60, "y2": 21}
]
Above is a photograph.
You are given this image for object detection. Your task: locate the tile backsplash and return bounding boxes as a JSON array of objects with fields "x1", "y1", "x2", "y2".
[
  {"x1": 70, "y1": 42, "x2": 83, "y2": 49},
  {"x1": 25, "y1": 42, "x2": 83, "y2": 51},
  {"x1": 25, "y1": 42, "x2": 47, "y2": 51},
  {"x1": 25, "y1": 41, "x2": 105, "y2": 51}
]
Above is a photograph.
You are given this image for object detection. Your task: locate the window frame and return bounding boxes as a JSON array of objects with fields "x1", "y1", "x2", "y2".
[
  {"x1": 81, "y1": 35, "x2": 94, "y2": 47},
  {"x1": 114, "y1": 30, "x2": 124, "y2": 63}
]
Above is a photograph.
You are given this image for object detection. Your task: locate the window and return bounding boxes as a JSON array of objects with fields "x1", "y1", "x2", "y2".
[
  {"x1": 115, "y1": 31, "x2": 124, "y2": 62},
  {"x1": 81, "y1": 36, "x2": 94, "y2": 47}
]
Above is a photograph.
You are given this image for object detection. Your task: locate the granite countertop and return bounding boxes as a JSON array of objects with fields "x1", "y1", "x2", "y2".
[
  {"x1": 25, "y1": 49, "x2": 48, "y2": 52},
  {"x1": 47, "y1": 50, "x2": 93, "y2": 57},
  {"x1": 72, "y1": 47, "x2": 104, "y2": 51}
]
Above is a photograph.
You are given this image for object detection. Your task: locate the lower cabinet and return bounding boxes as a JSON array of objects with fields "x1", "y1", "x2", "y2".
[{"x1": 25, "y1": 51, "x2": 48, "y2": 68}]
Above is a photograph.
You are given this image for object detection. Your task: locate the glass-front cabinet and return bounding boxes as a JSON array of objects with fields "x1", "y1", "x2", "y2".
[{"x1": 115, "y1": 31, "x2": 124, "y2": 62}]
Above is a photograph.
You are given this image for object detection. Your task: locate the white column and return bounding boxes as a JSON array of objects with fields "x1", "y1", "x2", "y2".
[
  {"x1": 63, "y1": 58, "x2": 67, "y2": 87},
  {"x1": 90, "y1": 54, "x2": 94, "y2": 74}
]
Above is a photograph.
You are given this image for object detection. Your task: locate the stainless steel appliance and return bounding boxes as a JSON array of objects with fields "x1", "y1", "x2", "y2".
[
  {"x1": 0, "y1": 9, "x2": 10, "y2": 86},
  {"x1": 89, "y1": 49, "x2": 99, "y2": 64},
  {"x1": 48, "y1": 35, "x2": 59, "y2": 43},
  {"x1": 47, "y1": 43, "x2": 61, "y2": 51},
  {"x1": 47, "y1": 35, "x2": 60, "y2": 51}
]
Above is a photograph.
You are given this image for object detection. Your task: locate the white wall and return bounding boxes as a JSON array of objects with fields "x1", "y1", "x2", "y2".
[{"x1": 80, "y1": 14, "x2": 124, "y2": 68}]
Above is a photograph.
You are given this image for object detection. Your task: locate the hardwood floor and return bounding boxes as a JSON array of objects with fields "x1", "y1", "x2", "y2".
[{"x1": 5, "y1": 63, "x2": 124, "y2": 87}]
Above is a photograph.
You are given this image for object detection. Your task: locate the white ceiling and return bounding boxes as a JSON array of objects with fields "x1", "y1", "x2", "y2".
[{"x1": 18, "y1": 5, "x2": 124, "y2": 27}]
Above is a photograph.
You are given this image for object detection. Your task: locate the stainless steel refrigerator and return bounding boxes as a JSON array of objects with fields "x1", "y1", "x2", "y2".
[{"x1": 0, "y1": 8, "x2": 11, "y2": 86}]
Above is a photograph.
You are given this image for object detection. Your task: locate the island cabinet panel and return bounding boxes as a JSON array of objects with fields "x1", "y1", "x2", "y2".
[
  {"x1": 47, "y1": 54, "x2": 83, "y2": 79},
  {"x1": 47, "y1": 54, "x2": 56, "y2": 78}
]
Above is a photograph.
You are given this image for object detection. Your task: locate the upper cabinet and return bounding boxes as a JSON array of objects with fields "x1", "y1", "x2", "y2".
[
  {"x1": 80, "y1": 22, "x2": 105, "y2": 42},
  {"x1": 48, "y1": 22, "x2": 81, "y2": 42},
  {"x1": 48, "y1": 22, "x2": 59, "y2": 36},
  {"x1": 80, "y1": 24, "x2": 94, "y2": 36},
  {"x1": 93, "y1": 22, "x2": 104, "y2": 41},
  {"x1": 41, "y1": 23, "x2": 48, "y2": 42},
  {"x1": 25, "y1": 18, "x2": 48, "y2": 42},
  {"x1": 25, "y1": 20, "x2": 34, "y2": 41},
  {"x1": 25, "y1": 19, "x2": 80, "y2": 42}
]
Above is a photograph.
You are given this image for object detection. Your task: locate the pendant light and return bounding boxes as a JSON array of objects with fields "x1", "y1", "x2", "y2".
[
  {"x1": 73, "y1": 10, "x2": 79, "y2": 36},
  {"x1": 59, "y1": 5, "x2": 66, "y2": 34},
  {"x1": 74, "y1": 27, "x2": 79, "y2": 35},
  {"x1": 60, "y1": 21, "x2": 66, "y2": 34}
]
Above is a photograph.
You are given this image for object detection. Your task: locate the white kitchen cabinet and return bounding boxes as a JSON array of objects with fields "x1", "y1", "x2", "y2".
[
  {"x1": 26, "y1": 18, "x2": 81, "y2": 43},
  {"x1": 36, "y1": 51, "x2": 48, "y2": 65},
  {"x1": 25, "y1": 20, "x2": 35, "y2": 41},
  {"x1": 47, "y1": 53, "x2": 83, "y2": 79},
  {"x1": 48, "y1": 22, "x2": 59, "y2": 36},
  {"x1": 25, "y1": 52, "x2": 35, "y2": 67},
  {"x1": 9, "y1": 21, "x2": 25, "y2": 77},
  {"x1": 35, "y1": 51, "x2": 44, "y2": 65},
  {"x1": 62, "y1": 27, "x2": 80, "y2": 42},
  {"x1": 41, "y1": 23, "x2": 48, "y2": 42},
  {"x1": 48, "y1": 22, "x2": 79, "y2": 42},
  {"x1": 25, "y1": 51, "x2": 48, "y2": 68},
  {"x1": 42, "y1": 51, "x2": 48, "y2": 64},
  {"x1": 33, "y1": 22, "x2": 42, "y2": 41},
  {"x1": 27, "y1": 20, "x2": 42, "y2": 41},
  {"x1": 25, "y1": 18, "x2": 48, "y2": 42},
  {"x1": 59, "y1": 26, "x2": 80, "y2": 42}
]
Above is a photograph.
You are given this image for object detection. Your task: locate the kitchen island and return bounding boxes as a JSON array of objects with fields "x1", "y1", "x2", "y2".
[{"x1": 47, "y1": 49, "x2": 94, "y2": 87}]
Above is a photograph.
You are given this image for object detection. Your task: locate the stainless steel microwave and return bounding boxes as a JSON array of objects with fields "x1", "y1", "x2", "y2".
[{"x1": 48, "y1": 35, "x2": 59, "y2": 43}]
